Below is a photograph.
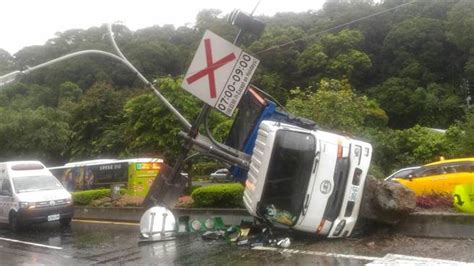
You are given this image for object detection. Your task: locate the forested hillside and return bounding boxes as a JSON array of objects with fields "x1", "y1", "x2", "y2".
[{"x1": 0, "y1": 0, "x2": 473, "y2": 176}]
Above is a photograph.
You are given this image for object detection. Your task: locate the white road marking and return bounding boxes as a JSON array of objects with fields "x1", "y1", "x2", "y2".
[
  {"x1": 0, "y1": 237, "x2": 62, "y2": 250},
  {"x1": 72, "y1": 219, "x2": 139, "y2": 226},
  {"x1": 252, "y1": 246, "x2": 379, "y2": 261},
  {"x1": 367, "y1": 254, "x2": 472, "y2": 265},
  {"x1": 252, "y1": 246, "x2": 470, "y2": 265}
]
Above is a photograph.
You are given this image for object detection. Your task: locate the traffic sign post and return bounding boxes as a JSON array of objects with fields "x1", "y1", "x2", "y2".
[
  {"x1": 183, "y1": 30, "x2": 259, "y2": 116},
  {"x1": 146, "y1": 15, "x2": 264, "y2": 208}
]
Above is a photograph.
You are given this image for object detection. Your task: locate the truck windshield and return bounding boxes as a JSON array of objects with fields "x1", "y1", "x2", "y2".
[
  {"x1": 12, "y1": 175, "x2": 63, "y2": 193},
  {"x1": 260, "y1": 130, "x2": 316, "y2": 225}
]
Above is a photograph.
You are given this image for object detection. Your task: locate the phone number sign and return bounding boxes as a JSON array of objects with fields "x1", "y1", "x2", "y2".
[{"x1": 182, "y1": 30, "x2": 259, "y2": 116}]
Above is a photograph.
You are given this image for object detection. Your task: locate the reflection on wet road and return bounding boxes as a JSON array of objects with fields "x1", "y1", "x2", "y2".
[{"x1": 0, "y1": 221, "x2": 368, "y2": 265}]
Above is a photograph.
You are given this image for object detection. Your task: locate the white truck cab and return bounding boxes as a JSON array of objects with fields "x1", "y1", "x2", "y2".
[
  {"x1": 0, "y1": 161, "x2": 74, "y2": 230},
  {"x1": 244, "y1": 121, "x2": 372, "y2": 238}
]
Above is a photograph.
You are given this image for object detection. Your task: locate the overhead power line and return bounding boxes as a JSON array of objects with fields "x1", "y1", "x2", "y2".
[
  {"x1": 180, "y1": 0, "x2": 418, "y2": 80},
  {"x1": 255, "y1": 0, "x2": 418, "y2": 55}
]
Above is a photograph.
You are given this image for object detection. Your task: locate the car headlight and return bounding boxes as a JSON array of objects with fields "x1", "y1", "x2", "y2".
[
  {"x1": 333, "y1": 219, "x2": 346, "y2": 236},
  {"x1": 66, "y1": 198, "x2": 73, "y2": 205},
  {"x1": 19, "y1": 202, "x2": 36, "y2": 209}
]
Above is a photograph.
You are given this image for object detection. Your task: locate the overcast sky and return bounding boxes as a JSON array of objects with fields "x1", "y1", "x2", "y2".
[{"x1": 0, "y1": 0, "x2": 325, "y2": 55}]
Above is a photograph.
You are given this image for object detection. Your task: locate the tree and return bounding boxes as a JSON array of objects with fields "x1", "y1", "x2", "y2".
[
  {"x1": 0, "y1": 82, "x2": 58, "y2": 110},
  {"x1": 446, "y1": 111, "x2": 474, "y2": 157},
  {"x1": 0, "y1": 107, "x2": 71, "y2": 165},
  {"x1": 125, "y1": 40, "x2": 185, "y2": 79},
  {"x1": 286, "y1": 78, "x2": 387, "y2": 133},
  {"x1": 370, "y1": 78, "x2": 463, "y2": 128},
  {"x1": 248, "y1": 26, "x2": 306, "y2": 103},
  {"x1": 194, "y1": 9, "x2": 237, "y2": 40},
  {"x1": 297, "y1": 29, "x2": 372, "y2": 87},
  {"x1": 447, "y1": 0, "x2": 474, "y2": 83},
  {"x1": 382, "y1": 17, "x2": 462, "y2": 85},
  {"x1": 122, "y1": 77, "x2": 231, "y2": 163},
  {"x1": 367, "y1": 125, "x2": 456, "y2": 175},
  {"x1": 123, "y1": 77, "x2": 200, "y2": 162},
  {"x1": 69, "y1": 82, "x2": 130, "y2": 159},
  {"x1": 0, "y1": 49, "x2": 14, "y2": 75},
  {"x1": 446, "y1": 0, "x2": 474, "y2": 52}
]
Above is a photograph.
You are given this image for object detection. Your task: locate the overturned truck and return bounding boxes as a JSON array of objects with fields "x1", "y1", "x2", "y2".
[
  {"x1": 225, "y1": 88, "x2": 372, "y2": 237},
  {"x1": 142, "y1": 13, "x2": 407, "y2": 238},
  {"x1": 145, "y1": 85, "x2": 374, "y2": 238}
]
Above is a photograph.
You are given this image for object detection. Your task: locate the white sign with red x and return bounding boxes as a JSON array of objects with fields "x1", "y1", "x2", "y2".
[{"x1": 182, "y1": 30, "x2": 259, "y2": 116}]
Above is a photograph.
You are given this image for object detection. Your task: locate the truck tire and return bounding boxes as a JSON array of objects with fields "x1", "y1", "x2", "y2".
[
  {"x1": 60, "y1": 217, "x2": 72, "y2": 227},
  {"x1": 9, "y1": 212, "x2": 21, "y2": 232}
]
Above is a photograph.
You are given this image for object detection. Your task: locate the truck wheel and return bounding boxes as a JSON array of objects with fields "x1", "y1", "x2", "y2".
[
  {"x1": 60, "y1": 217, "x2": 72, "y2": 227},
  {"x1": 9, "y1": 212, "x2": 21, "y2": 232}
]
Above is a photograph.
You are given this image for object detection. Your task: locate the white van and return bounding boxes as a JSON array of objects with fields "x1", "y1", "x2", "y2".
[
  {"x1": 0, "y1": 161, "x2": 74, "y2": 230},
  {"x1": 244, "y1": 121, "x2": 372, "y2": 238}
]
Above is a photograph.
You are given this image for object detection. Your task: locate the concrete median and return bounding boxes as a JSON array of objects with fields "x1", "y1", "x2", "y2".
[
  {"x1": 74, "y1": 207, "x2": 473, "y2": 239},
  {"x1": 74, "y1": 206, "x2": 252, "y2": 225},
  {"x1": 396, "y1": 211, "x2": 474, "y2": 239}
]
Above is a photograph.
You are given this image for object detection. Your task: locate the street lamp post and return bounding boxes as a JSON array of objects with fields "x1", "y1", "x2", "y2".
[
  {"x1": 0, "y1": 21, "x2": 257, "y2": 208},
  {"x1": 0, "y1": 25, "x2": 192, "y2": 131}
]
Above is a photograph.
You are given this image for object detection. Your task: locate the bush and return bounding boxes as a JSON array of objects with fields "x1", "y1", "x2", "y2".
[
  {"x1": 191, "y1": 183, "x2": 244, "y2": 208},
  {"x1": 71, "y1": 188, "x2": 126, "y2": 206},
  {"x1": 366, "y1": 125, "x2": 456, "y2": 175},
  {"x1": 183, "y1": 185, "x2": 202, "y2": 196}
]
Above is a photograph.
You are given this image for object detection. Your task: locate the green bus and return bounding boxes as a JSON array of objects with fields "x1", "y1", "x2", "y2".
[{"x1": 49, "y1": 158, "x2": 163, "y2": 196}]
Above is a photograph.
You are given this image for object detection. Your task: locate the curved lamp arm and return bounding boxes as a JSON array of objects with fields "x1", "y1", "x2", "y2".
[{"x1": 0, "y1": 26, "x2": 192, "y2": 131}]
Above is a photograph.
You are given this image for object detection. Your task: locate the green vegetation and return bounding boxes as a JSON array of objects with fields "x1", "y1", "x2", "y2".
[
  {"x1": 191, "y1": 183, "x2": 244, "y2": 208},
  {"x1": 184, "y1": 185, "x2": 203, "y2": 196},
  {"x1": 71, "y1": 188, "x2": 125, "y2": 206},
  {"x1": 0, "y1": 0, "x2": 473, "y2": 176},
  {"x1": 191, "y1": 161, "x2": 222, "y2": 176},
  {"x1": 72, "y1": 189, "x2": 112, "y2": 206}
]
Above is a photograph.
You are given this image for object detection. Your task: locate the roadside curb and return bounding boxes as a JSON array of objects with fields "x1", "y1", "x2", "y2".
[
  {"x1": 396, "y1": 211, "x2": 474, "y2": 239},
  {"x1": 73, "y1": 206, "x2": 252, "y2": 226},
  {"x1": 74, "y1": 207, "x2": 473, "y2": 239}
]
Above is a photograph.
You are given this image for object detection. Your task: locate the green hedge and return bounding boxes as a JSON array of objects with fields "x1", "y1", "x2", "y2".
[
  {"x1": 183, "y1": 185, "x2": 202, "y2": 196},
  {"x1": 71, "y1": 188, "x2": 126, "y2": 205},
  {"x1": 191, "y1": 183, "x2": 244, "y2": 208}
]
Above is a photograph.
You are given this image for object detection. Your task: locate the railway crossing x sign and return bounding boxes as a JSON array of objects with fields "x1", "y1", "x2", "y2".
[{"x1": 182, "y1": 30, "x2": 259, "y2": 116}]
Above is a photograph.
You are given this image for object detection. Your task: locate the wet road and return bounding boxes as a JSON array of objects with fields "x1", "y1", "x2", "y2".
[
  {"x1": 0, "y1": 221, "x2": 369, "y2": 265},
  {"x1": 0, "y1": 221, "x2": 472, "y2": 265}
]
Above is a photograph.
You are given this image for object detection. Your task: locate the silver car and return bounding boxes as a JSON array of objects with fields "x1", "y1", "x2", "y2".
[{"x1": 210, "y1": 169, "x2": 231, "y2": 183}]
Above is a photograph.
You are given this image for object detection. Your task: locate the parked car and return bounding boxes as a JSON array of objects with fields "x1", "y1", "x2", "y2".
[
  {"x1": 0, "y1": 161, "x2": 74, "y2": 231},
  {"x1": 393, "y1": 158, "x2": 474, "y2": 195},
  {"x1": 384, "y1": 166, "x2": 420, "y2": 181},
  {"x1": 210, "y1": 169, "x2": 231, "y2": 183}
]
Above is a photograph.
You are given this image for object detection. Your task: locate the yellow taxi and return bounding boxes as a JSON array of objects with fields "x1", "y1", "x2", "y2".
[{"x1": 394, "y1": 158, "x2": 474, "y2": 195}]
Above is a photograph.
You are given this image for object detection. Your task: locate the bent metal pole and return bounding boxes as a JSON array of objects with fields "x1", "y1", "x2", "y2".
[
  {"x1": 105, "y1": 23, "x2": 192, "y2": 131},
  {"x1": 0, "y1": 31, "x2": 192, "y2": 131}
]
